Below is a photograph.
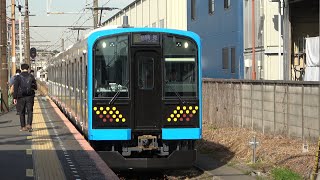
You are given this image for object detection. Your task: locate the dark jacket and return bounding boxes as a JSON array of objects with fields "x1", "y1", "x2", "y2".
[{"x1": 13, "y1": 72, "x2": 37, "y2": 99}]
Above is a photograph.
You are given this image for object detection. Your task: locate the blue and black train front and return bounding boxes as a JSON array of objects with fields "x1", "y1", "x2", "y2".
[{"x1": 87, "y1": 28, "x2": 202, "y2": 170}]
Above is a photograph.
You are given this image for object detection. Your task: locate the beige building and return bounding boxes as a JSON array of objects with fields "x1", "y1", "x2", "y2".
[{"x1": 103, "y1": 0, "x2": 187, "y2": 30}]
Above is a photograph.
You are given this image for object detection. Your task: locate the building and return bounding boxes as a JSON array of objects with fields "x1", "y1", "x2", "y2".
[
  {"x1": 103, "y1": 0, "x2": 319, "y2": 80},
  {"x1": 188, "y1": 0, "x2": 319, "y2": 80},
  {"x1": 103, "y1": 0, "x2": 187, "y2": 30},
  {"x1": 187, "y1": 0, "x2": 244, "y2": 79}
]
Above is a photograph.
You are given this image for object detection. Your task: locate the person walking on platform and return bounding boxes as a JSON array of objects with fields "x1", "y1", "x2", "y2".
[
  {"x1": 9, "y1": 69, "x2": 21, "y2": 95},
  {"x1": 13, "y1": 64, "x2": 37, "y2": 132}
]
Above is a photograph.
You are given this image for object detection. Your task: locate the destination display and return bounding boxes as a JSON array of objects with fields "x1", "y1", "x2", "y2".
[{"x1": 132, "y1": 33, "x2": 160, "y2": 45}]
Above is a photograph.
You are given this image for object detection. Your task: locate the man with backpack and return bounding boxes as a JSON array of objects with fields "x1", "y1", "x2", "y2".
[
  {"x1": 9, "y1": 69, "x2": 21, "y2": 94},
  {"x1": 13, "y1": 64, "x2": 37, "y2": 132}
]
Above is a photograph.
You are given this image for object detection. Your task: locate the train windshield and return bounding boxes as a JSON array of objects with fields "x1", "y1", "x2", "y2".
[
  {"x1": 163, "y1": 35, "x2": 198, "y2": 97},
  {"x1": 93, "y1": 35, "x2": 129, "y2": 98}
]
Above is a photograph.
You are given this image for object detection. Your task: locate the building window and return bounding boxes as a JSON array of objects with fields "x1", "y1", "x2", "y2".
[
  {"x1": 191, "y1": 0, "x2": 196, "y2": 20},
  {"x1": 152, "y1": 22, "x2": 156, "y2": 27},
  {"x1": 224, "y1": 0, "x2": 230, "y2": 9},
  {"x1": 222, "y1": 47, "x2": 229, "y2": 69},
  {"x1": 231, "y1": 47, "x2": 236, "y2": 73},
  {"x1": 159, "y1": 19, "x2": 164, "y2": 28},
  {"x1": 209, "y1": 0, "x2": 214, "y2": 14}
]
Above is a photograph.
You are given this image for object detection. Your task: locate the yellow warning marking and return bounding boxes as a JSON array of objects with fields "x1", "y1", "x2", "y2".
[
  {"x1": 26, "y1": 149, "x2": 32, "y2": 155},
  {"x1": 32, "y1": 99, "x2": 66, "y2": 179},
  {"x1": 26, "y1": 169, "x2": 34, "y2": 177}
]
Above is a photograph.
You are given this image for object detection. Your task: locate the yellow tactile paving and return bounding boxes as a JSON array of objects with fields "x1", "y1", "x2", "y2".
[{"x1": 32, "y1": 98, "x2": 66, "y2": 180}]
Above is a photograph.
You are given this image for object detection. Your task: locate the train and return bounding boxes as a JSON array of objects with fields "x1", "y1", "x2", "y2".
[{"x1": 47, "y1": 20, "x2": 202, "y2": 170}]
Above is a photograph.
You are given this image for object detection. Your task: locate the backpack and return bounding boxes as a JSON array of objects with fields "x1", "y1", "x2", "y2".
[{"x1": 19, "y1": 74, "x2": 33, "y2": 96}]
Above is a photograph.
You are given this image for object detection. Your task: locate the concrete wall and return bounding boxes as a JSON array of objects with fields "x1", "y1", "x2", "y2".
[
  {"x1": 203, "y1": 78, "x2": 320, "y2": 141},
  {"x1": 103, "y1": 0, "x2": 187, "y2": 30}
]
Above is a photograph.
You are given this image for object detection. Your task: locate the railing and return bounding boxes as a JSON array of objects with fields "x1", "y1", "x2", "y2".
[{"x1": 203, "y1": 78, "x2": 320, "y2": 142}]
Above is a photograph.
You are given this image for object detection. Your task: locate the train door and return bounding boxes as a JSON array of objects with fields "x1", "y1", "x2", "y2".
[{"x1": 133, "y1": 51, "x2": 161, "y2": 130}]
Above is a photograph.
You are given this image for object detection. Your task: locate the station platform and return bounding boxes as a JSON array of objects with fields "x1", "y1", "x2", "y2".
[{"x1": 0, "y1": 95, "x2": 119, "y2": 180}]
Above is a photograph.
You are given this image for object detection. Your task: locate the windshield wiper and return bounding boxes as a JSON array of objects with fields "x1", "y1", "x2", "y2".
[
  {"x1": 109, "y1": 80, "x2": 129, "y2": 105},
  {"x1": 165, "y1": 81, "x2": 186, "y2": 104}
]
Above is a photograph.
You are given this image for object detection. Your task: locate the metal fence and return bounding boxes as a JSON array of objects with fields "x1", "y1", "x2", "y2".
[{"x1": 203, "y1": 78, "x2": 320, "y2": 141}]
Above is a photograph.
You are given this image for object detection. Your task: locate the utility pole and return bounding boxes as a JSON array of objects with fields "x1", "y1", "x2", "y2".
[
  {"x1": 0, "y1": 0, "x2": 9, "y2": 112},
  {"x1": 11, "y1": 0, "x2": 16, "y2": 75},
  {"x1": 93, "y1": 0, "x2": 98, "y2": 29},
  {"x1": 24, "y1": 0, "x2": 30, "y2": 65},
  {"x1": 18, "y1": 5, "x2": 23, "y2": 66}
]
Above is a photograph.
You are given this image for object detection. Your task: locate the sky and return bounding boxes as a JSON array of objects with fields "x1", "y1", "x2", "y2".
[{"x1": 6, "y1": 0, "x2": 135, "y2": 51}]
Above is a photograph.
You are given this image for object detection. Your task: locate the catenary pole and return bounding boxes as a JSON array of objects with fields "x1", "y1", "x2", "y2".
[
  {"x1": 19, "y1": 7, "x2": 22, "y2": 65},
  {"x1": 93, "y1": 0, "x2": 98, "y2": 29},
  {"x1": 0, "y1": 0, "x2": 9, "y2": 112},
  {"x1": 24, "y1": 0, "x2": 30, "y2": 65},
  {"x1": 11, "y1": 0, "x2": 16, "y2": 76}
]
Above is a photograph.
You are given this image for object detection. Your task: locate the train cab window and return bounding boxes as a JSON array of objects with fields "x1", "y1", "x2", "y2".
[
  {"x1": 163, "y1": 35, "x2": 198, "y2": 97},
  {"x1": 93, "y1": 35, "x2": 129, "y2": 98}
]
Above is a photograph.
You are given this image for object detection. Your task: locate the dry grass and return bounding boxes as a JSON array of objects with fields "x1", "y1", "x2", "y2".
[{"x1": 198, "y1": 123, "x2": 317, "y2": 179}]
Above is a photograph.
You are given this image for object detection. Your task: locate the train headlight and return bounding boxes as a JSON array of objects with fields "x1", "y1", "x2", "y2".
[{"x1": 184, "y1": 42, "x2": 189, "y2": 48}]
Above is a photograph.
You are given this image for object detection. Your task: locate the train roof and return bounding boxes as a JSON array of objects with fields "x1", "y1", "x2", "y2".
[{"x1": 85, "y1": 25, "x2": 120, "y2": 39}]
